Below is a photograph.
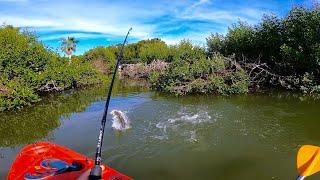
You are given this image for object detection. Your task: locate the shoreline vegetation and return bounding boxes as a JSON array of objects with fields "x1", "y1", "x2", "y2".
[
  {"x1": 0, "y1": 25, "x2": 105, "y2": 111},
  {"x1": 85, "y1": 6, "x2": 319, "y2": 94},
  {"x1": 1, "y1": 5, "x2": 319, "y2": 111}
]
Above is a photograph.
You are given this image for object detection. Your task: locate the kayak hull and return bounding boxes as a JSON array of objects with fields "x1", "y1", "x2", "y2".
[{"x1": 8, "y1": 141, "x2": 132, "y2": 180}]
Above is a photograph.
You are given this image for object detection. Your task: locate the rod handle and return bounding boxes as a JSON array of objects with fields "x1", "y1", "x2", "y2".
[
  {"x1": 89, "y1": 165, "x2": 102, "y2": 180},
  {"x1": 297, "y1": 176, "x2": 305, "y2": 180}
]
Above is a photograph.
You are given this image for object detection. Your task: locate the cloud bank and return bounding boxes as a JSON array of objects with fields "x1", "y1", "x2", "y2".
[{"x1": 0, "y1": 0, "x2": 314, "y2": 54}]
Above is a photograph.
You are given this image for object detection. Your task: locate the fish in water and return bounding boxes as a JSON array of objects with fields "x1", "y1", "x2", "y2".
[{"x1": 111, "y1": 110, "x2": 130, "y2": 131}]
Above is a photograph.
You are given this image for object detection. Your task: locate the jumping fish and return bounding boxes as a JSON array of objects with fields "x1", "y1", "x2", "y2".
[{"x1": 111, "y1": 110, "x2": 130, "y2": 130}]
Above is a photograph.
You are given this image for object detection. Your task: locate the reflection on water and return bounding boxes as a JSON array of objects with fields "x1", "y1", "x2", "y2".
[
  {"x1": 0, "y1": 79, "x2": 148, "y2": 148},
  {"x1": 0, "y1": 89, "x2": 99, "y2": 148},
  {"x1": 1, "y1": 82, "x2": 320, "y2": 180}
]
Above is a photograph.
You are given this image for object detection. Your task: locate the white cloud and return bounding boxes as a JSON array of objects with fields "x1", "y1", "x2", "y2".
[
  {"x1": 0, "y1": 15, "x2": 154, "y2": 40},
  {"x1": 161, "y1": 31, "x2": 210, "y2": 46},
  {"x1": 38, "y1": 33, "x2": 107, "y2": 41},
  {"x1": 179, "y1": 6, "x2": 268, "y2": 26},
  {"x1": 0, "y1": 0, "x2": 271, "y2": 49},
  {"x1": 193, "y1": 0, "x2": 210, "y2": 7},
  {"x1": 0, "y1": 16, "x2": 62, "y2": 27},
  {"x1": 185, "y1": 0, "x2": 211, "y2": 13},
  {"x1": 0, "y1": 0, "x2": 162, "y2": 41}
]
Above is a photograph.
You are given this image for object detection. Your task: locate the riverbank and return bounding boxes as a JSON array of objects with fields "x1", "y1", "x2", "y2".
[{"x1": 119, "y1": 54, "x2": 320, "y2": 96}]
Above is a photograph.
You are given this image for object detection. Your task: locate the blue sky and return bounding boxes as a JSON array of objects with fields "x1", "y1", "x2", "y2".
[{"x1": 0, "y1": 0, "x2": 316, "y2": 55}]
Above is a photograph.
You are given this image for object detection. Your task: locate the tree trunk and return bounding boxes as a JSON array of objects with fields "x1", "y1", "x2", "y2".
[{"x1": 68, "y1": 54, "x2": 71, "y2": 64}]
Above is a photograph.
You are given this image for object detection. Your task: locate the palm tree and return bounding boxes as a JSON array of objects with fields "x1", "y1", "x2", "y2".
[{"x1": 61, "y1": 37, "x2": 78, "y2": 63}]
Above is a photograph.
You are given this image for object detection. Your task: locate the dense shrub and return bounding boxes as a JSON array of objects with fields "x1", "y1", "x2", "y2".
[
  {"x1": 150, "y1": 42, "x2": 249, "y2": 95},
  {"x1": 225, "y1": 21, "x2": 256, "y2": 58},
  {"x1": 123, "y1": 43, "x2": 139, "y2": 63},
  {"x1": 139, "y1": 39, "x2": 171, "y2": 63},
  {"x1": 0, "y1": 80, "x2": 40, "y2": 111},
  {"x1": 0, "y1": 26, "x2": 52, "y2": 76},
  {"x1": 83, "y1": 46, "x2": 116, "y2": 72},
  {"x1": 124, "y1": 38, "x2": 173, "y2": 63},
  {"x1": 255, "y1": 15, "x2": 283, "y2": 68},
  {"x1": 280, "y1": 7, "x2": 320, "y2": 74},
  {"x1": 206, "y1": 6, "x2": 320, "y2": 76},
  {"x1": 0, "y1": 25, "x2": 103, "y2": 111},
  {"x1": 84, "y1": 38, "x2": 175, "y2": 65},
  {"x1": 37, "y1": 58, "x2": 102, "y2": 91},
  {"x1": 206, "y1": 33, "x2": 226, "y2": 56},
  {"x1": 171, "y1": 40, "x2": 206, "y2": 62}
]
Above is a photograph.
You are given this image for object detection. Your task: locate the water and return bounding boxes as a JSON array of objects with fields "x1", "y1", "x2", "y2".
[{"x1": 1, "y1": 81, "x2": 320, "y2": 179}]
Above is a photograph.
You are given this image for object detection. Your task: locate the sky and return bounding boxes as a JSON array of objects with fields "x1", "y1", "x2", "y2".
[{"x1": 0, "y1": 0, "x2": 316, "y2": 55}]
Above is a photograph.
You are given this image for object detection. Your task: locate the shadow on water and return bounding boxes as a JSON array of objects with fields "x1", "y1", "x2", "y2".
[{"x1": 0, "y1": 78, "x2": 148, "y2": 148}]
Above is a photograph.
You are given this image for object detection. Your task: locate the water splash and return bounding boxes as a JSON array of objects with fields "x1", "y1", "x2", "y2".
[
  {"x1": 111, "y1": 110, "x2": 131, "y2": 131},
  {"x1": 168, "y1": 111, "x2": 212, "y2": 124},
  {"x1": 188, "y1": 130, "x2": 198, "y2": 142},
  {"x1": 154, "y1": 107, "x2": 216, "y2": 142},
  {"x1": 155, "y1": 110, "x2": 213, "y2": 130}
]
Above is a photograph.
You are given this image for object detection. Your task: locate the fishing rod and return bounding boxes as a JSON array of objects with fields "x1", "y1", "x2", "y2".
[{"x1": 89, "y1": 27, "x2": 132, "y2": 180}]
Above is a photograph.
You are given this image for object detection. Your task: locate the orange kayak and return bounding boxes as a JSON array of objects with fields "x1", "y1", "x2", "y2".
[{"x1": 8, "y1": 141, "x2": 132, "y2": 180}]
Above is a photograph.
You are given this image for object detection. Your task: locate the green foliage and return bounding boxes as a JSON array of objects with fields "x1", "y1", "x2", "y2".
[
  {"x1": 38, "y1": 58, "x2": 100, "y2": 90},
  {"x1": 123, "y1": 43, "x2": 139, "y2": 63},
  {"x1": 0, "y1": 25, "x2": 102, "y2": 111},
  {"x1": 139, "y1": 39, "x2": 171, "y2": 63},
  {"x1": 84, "y1": 38, "x2": 175, "y2": 64},
  {"x1": 150, "y1": 42, "x2": 249, "y2": 95},
  {"x1": 206, "y1": 33, "x2": 225, "y2": 55},
  {"x1": 61, "y1": 36, "x2": 78, "y2": 58},
  {"x1": 171, "y1": 40, "x2": 206, "y2": 62},
  {"x1": 207, "y1": 75, "x2": 227, "y2": 94},
  {"x1": 0, "y1": 25, "x2": 52, "y2": 77},
  {"x1": 0, "y1": 25, "x2": 50, "y2": 110},
  {"x1": 206, "y1": 6, "x2": 320, "y2": 76},
  {"x1": 223, "y1": 70, "x2": 249, "y2": 94},
  {"x1": 190, "y1": 54, "x2": 226, "y2": 79},
  {"x1": 280, "y1": 7, "x2": 320, "y2": 74},
  {"x1": 41, "y1": 60, "x2": 75, "y2": 89},
  {"x1": 0, "y1": 80, "x2": 40, "y2": 111},
  {"x1": 149, "y1": 72, "x2": 161, "y2": 87},
  {"x1": 83, "y1": 46, "x2": 116, "y2": 71},
  {"x1": 225, "y1": 21, "x2": 256, "y2": 58},
  {"x1": 183, "y1": 71, "x2": 248, "y2": 95},
  {"x1": 255, "y1": 15, "x2": 283, "y2": 67}
]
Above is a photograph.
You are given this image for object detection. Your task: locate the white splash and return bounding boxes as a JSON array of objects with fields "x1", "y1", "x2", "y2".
[
  {"x1": 168, "y1": 111, "x2": 212, "y2": 124},
  {"x1": 154, "y1": 107, "x2": 216, "y2": 142},
  {"x1": 188, "y1": 130, "x2": 198, "y2": 142},
  {"x1": 111, "y1": 110, "x2": 131, "y2": 131}
]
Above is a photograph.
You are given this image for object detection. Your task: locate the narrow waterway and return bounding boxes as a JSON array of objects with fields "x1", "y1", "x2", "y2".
[{"x1": 1, "y1": 81, "x2": 320, "y2": 179}]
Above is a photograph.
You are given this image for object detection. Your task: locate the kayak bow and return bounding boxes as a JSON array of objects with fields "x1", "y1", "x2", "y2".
[{"x1": 8, "y1": 141, "x2": 132, "y2": 180}]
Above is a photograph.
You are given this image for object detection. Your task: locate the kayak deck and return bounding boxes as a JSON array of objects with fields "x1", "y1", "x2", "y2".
[{"x1": 8, "y1": 141, "x2": 132, "y2": 180}]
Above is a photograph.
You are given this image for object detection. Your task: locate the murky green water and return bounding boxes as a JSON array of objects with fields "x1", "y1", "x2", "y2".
[{"x1": 1, "y1": 80, "x2": 320, "y2": 180}]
